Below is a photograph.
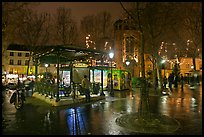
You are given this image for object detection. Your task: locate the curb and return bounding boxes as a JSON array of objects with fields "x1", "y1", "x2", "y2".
[{"x1": 32, "y1": 92, "x2": 105, "y2": 107}]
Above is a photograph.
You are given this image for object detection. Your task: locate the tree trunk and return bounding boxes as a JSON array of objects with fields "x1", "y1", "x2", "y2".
[
  {"x1": 138, "y1": 32, "x2": 150, "y2": 118},
  {"x1": 34, "y1": 58, "x2": 38, "y2": 82},
  {"x1": 192, "y1": 56, "x2": 196, "y2": 71},
  {"x1": 152, "y1": 57, "x2": 157, "y2": 90},
  {"x1": 156, "y1": 56, "x2": 162, "y2": 91},
  {"x1": 26, "y1": 59, "x2": 30, "y2": 76},
  {"x1": 26, "y1": 51, "x2": 33, "y2": 76}
]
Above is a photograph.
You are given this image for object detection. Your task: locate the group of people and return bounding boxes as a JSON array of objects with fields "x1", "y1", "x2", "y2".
[{"x1": 163, "y1": 73, "x2": 184, "y2": 91}]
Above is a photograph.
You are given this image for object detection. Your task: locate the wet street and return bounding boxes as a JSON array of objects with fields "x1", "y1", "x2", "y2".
[{"x1": 2, "y1": 83, "x2": 202, "y2": 135}]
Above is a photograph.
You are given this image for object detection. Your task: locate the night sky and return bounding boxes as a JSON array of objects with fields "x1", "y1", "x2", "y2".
[{"x1": 32, "y1": 2, "x2": 129, "y2": 25}]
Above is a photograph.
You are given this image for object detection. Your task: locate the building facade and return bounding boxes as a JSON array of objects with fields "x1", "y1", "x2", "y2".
[
  {"x1": 2, "y1": 44, "x2": 53, "y2": 77},
  {"x1": 3, "y1": 44, "x2": 34, "y2": 75},
  {"x1": 113, "y1": 18, "x2": 142, "y2": 77},
  {"x1": 113, "y1": 18, "x2": 202, "y2": 79}
]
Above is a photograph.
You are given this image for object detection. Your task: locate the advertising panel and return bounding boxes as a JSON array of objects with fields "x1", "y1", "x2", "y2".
[
  {"x1": 62, "y1": 71, "x2": 70, "y2": 86},
  {"x1": 107, "y1": 69, "x2": 131, "y2": 90},
  {"x1": 90, "y1": 69, "x2": 108, "y2": 88}
]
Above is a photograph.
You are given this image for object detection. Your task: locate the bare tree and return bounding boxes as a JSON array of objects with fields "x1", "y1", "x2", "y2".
[
  {"x1": 2, "y1": 2, "x2": 35, "y2": 58},
  {"x1": 120, "y1": 2, "x2": 149, "y2": 118},
  {"x1": 15, "y1": 8, "x2": 51, "y2": 75},
  {"x1": 117, "y1": 4, "x2": 185, "y2": 133},
  {"x1": 80, "y1": 15, "x2": 95, "y2": 40},
  {"x1": 80, "y1": 11, "x2": 113, "y2": 50},
  {"x1": 96, "y1": 11, "x2": 113, "y2": 39},
  {"x1": 120, "y1": 2, "x2": 184, "y2": 120},
  {"x1": 176, "y1": 2, "x2": 202, "y2": 71},
  {"x1": 54, "y1": 7, "x2": 78, "y2": 45},
  {"x1": 121, "y1": 2, "x2": 179, "y2": 93},
  {"x1": 142, "y1": 3, "x2": 178, "y2": 91}
]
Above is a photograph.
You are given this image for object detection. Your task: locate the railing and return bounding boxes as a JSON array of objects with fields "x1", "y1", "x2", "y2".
[
  {"x1": 34, "y1": 82, "x2": 89, "y2": 99},
  {"x1": 34, "y1": 81, "x2": 57, "y2": 99},
  {"x1": 92, "y1": 82, "x2": 100, "y2": 94}
]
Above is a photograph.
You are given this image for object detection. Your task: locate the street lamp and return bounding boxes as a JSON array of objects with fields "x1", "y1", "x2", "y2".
[
  {"x1": 125, "y1": 60, "x2": 130, "y2": 66},
  {"x1": 191, "y1": 65, "x2": 194, "y2": 69},
  {"x1": 109, "y1": 51, "x2": 114, "y2": 97},
  {"x1": 45, "y1": 64, "x2": 48, "y2": 78}
]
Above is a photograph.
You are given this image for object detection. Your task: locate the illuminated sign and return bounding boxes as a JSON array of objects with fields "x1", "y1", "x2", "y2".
[{"x1": 73, "y1": 63, "x2": 88, "y2": 68}]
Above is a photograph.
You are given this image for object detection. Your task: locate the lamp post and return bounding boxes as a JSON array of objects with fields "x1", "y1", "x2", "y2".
[
  {"x1": 45, "y1": 64, "x2": 48, "y2": 79},
  {"x1": 161, "y1": 59, "x2": 166, "y2": 77},
  {"x1": 190, "y1": 65, "x2": 195, "y2": 86},
  {"x1": 109, "y1": 51, "x2": 114, "y2": 97},
  {"x1": 125, "y1": 60, "x2": 134, "y2": 99}
]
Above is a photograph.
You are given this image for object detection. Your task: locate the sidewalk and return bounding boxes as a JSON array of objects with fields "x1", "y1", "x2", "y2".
[
  {"x1": 32, "y1": 92, "x2": 106, "y2": 107},
  {"x1": 132, "y1": 86, "x2": 163, "y2": 96}
]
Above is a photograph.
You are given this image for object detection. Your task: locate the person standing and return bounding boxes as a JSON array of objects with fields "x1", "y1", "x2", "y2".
[
  {"x1": 174, "y1": 75, "x2": 178, "y2": 88},
  {"x1": 30, "y1": 80, "x2": 35, "y2": 94},
  {"x1": 168, "y1": 73, "x2": 174, "y2": 91},
  {"x1": 180, "y1": 74, "x2": 184, "y2": 91},
  {"x1": 81, "y1": 75, "x2": 91, "y2": 102}
]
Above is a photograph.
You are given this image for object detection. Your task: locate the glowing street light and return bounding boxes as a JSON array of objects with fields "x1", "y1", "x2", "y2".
[
  {"x1": 191, "y1": 65, "x2": 194, "y2": 69},
  {"x1": 125, "y1": 60, "x2": 130, "y2": 66},
  {"x1": 161, "y1": 59, "x2": 166, "y2": 64}
]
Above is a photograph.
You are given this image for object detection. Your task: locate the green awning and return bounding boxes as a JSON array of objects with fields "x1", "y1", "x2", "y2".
[{"x1": 39, "y1": 55, "x2": 69, "y2": 64}]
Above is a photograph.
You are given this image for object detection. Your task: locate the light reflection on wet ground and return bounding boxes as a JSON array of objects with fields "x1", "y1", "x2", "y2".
[{"x1": 2, "y1": 84, "x2": 202, "y2": 135}]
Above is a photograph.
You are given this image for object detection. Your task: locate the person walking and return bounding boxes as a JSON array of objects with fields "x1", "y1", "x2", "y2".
[{"x1": 81, "y1": 75, "x2": 91, "y2": 102}]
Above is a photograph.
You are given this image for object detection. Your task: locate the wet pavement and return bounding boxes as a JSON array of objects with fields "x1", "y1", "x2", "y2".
[{"x1": 2, "y1": 83, "x2": 202, "y2": 135}]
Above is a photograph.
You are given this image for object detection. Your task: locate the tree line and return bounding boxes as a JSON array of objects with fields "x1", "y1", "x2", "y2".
[
  {"x1": 2, "y1": 2, "x2": 202, "y2": 80},
  {"x1": 2, "y1": 2, "x2": 114, "y2": 75}
]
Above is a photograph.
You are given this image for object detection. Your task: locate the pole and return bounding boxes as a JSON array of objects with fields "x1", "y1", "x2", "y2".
[
  {"x1": 56, "y1": 51, "x2": 60, "y2": 102},
  {"x1": 164, "y1": 65, "x2": 165, "y2": 77},
  {"x1": 35, "y1": 58, "x2": 38, "y2": 82},
  {"x1": 46, "y1": 67, "x2": 47, "y2": 79},
  {"x1": 110, "y1": 59, "x2": 114, "y2": 97},
  {"x1": 100, "y1": 55, "x2": 105, "y2": 96}
]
